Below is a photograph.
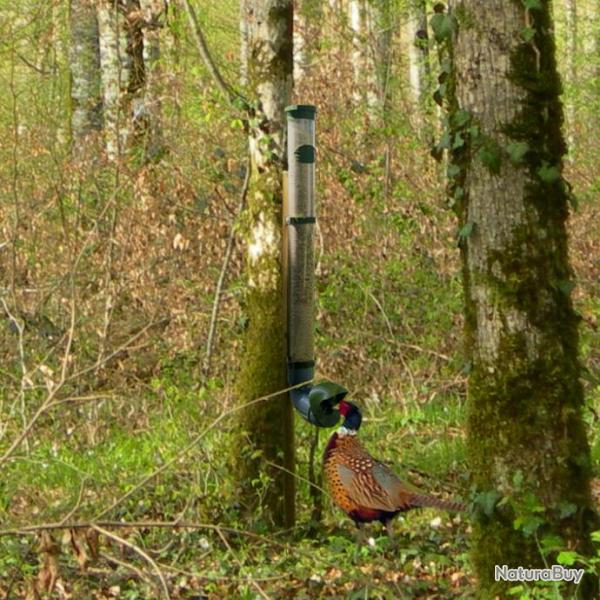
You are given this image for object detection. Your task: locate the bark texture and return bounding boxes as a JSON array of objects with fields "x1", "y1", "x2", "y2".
[
  {"x1": 233, "y1": 0, "x2": 295, "y2": 528},
  {"x1": 139, "y1": 0, "x2": 164, "y2": 160},
  {"x1": 97, "y1": 1, "x2": 122, "y2": 159},
  {"x1": 405, "y1": 0, "x2": 430, "y2": 112},
  {"x1": 451, "y1": 1, "x2": 598, "y2": 597},
  {"x1": 69, "y1": 0, "x2": 102, "y2": 144}
]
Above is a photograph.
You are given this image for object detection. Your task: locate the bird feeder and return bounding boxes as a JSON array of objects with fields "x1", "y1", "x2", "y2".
[{"x1": 284, "y1": 105, "x2": 347, "y2": 427}]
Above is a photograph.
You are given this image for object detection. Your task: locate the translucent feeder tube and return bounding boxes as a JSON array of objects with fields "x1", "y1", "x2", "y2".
[{"x1": 285, "y1": 105, "x2": 316, "y2": 373}]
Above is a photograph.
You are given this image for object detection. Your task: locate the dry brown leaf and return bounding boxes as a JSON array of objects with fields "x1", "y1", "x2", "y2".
[
  {"x1": 69, "y1": 528, "x2": 89, "y2": 571},
  {"x1": 37, "y1": 531, "x2": 60, "y2": 593},
  {"x1": 86, "y1": 527, "x2": 101, "y2": 560}
]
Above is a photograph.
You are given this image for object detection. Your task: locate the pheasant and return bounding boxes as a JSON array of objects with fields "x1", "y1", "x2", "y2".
[{"x1": 323, "y1": 400, "x2": 464, "y2": 537}]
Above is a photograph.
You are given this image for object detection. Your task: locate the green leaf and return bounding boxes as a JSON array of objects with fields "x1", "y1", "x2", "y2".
[
  {"x1": 452, "y1": 109, "x2": 471, "y2": 128},
  {"x1": 514, "y1": 515, "x2": 544, "y2": 536},
  {"x1": 430, "y1": 13, "x2": 457, "y2": 43},
  {"x1": 591, "y1": 530, "x2": 600, "y2": 543},
  {"x1": 537, "y1": 163, "x2": 560, "y2": 183},
  {"x1": 476, "y1": 490, "x2": 500, "y2": 516},
  {"x1": 523, "y1": 0, "x2": 542, "y2": 10},
  {"x1": 557, "y1": 551, "x2": 578, "y2": 566},
  {"x1": 453, "y1": 186, "x2": 464, "y2": 201},
  {"x1": 512, "y1": 470, "x2": 524, "y2": 489},
  {"x1": 447, "y1": 163, "x2": 461, "y2": 179},
  {"x1": 477, "y1": 144, "x2": 502, "y2": 174},
  {"x1": 557, "y1": 501, "x2": 577, "y2": 519},
  {"x1": 457, "y1": 222, "x2": 475, "y2": 247},
  {"x1": 452, "y1": 131, "x2": 465, "y2": 149},
  {"x1": 557, "y1": 280, "x2": 576, "y2": 296},
  {"x1": 521, "y1": 26, "x2": 536, "y2": 42},
  {"x1": 506, "y1": 141, "x2": 529, "y2": 163},
  {"x1": 468, "y1": 125, "x2": 480, "y2": 139}
]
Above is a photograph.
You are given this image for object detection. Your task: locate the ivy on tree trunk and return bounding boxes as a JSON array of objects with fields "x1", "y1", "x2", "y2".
[{"x1": 448, "y1": 0, "x2": 599, "y2": 596}]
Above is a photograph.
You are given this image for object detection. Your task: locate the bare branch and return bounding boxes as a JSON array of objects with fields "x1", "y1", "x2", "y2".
[
  {"x1": 203, "y1": 158, "x2": 250, "y2": 378},
  {"x1": 93, "y1": 525, "x2": 171, "y2": 599},
  {"x1": 180, "y1": 0, "x2": 248, "y2": 109}
]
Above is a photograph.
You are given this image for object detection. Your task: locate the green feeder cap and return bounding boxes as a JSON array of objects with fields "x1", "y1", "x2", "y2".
[
  {"x1": 285, "y1": 104, "x2": 317, "y2": 120},
  {"x1": 308, "y1": 381, "x2": 348, "y2": 427}
]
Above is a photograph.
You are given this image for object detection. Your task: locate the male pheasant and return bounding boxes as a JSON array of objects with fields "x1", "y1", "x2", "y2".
[{"x1": 323, "y1": 400, "x2": 464, "y2": 536}]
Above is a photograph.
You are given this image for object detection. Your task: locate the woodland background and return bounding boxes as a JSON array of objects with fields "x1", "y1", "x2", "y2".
[{"x1": 0, "y1": 0, "x2": 599, "y2": 598}]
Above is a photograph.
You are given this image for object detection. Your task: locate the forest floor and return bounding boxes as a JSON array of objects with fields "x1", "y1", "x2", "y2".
[{"x1": 0, "y1": 70, "x2": 599, "y2": 600}]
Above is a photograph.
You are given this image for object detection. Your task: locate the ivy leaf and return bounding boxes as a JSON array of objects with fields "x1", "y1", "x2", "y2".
[
  {"x1": 514, "y1": 515, "x2": 544, "y2": 537},
  {"x1": 451, "y1": 109, "x2": 471, "y2": 128},
  {"x1": 557, "y1": 280, "x2": 576, "y2": 296},
  {"x1": 557, "y1": 501, "x2": 577, "y2": 519},
  {"x1": 477, "y1": 144, "x2": 502, "y2": 174},
  {"x1": 521, "y1": 26, "x2": 536, "y2": 42},
  {"x1": 537, "y1": 162, "x2": 560, "y2": 183},
  {"x1": 506, "y1": 141, "x2": 529, "y2": 163},
  {"x1": 557, "y1": 551, "x2": 578, "y2": 566},
  {"x1": 468, "y1": 125, "x2": 480, "y2": 139},
  {"x1": 452, "y1": 132, "x2": 465, "y2": 149},
  {"x1": 430, "y1": 13, "x2": 457, "y2": 43},
  {"x1": 453, "y1": 186, "x2": 464, "y2": 201},
  {"x1": 475, "y1": 490, "x2": 500, "y2": 517},
  {"x1": 523, "y1": 0, "x2": 542, "y2": 10},
  {"x1": 456, "y1": 221, "x2": 475, "y2": 247},
  {"x1": 447, "y1": 163, "x2": 461, "y2": 179}
]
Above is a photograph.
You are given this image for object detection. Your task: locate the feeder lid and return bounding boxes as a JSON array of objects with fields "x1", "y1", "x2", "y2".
[{"x1": 285, "y1": 104, "x2": 317, "y2": 120}]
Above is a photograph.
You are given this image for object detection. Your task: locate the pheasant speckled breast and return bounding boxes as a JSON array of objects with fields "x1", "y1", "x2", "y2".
[{"x1": 323, "y1": 401, "x2": 464, "y2": 528}]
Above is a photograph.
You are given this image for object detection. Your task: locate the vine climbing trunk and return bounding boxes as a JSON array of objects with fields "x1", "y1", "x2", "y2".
[
  {"x1": 447, "y1": 0, "x2": 598, "y2": 597},
  {"x1": 232, "y1": 0, "x2": 295, "y2": 528}
]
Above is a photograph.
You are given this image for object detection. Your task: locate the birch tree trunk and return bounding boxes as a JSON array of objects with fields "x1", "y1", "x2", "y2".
[
  {"x1": 450, "y1": 1, "x2": 598, "y2": 596},
  {"x1": 97, "y1": 1, "x2": 122, "y2": 160},
  {"x1": 405, "y1": 0, "x2": 430, "y2": 112},
  {"x1": 69, "y1": 0, "x2": 102, "y2": 146},
  {"x1": 349, "y1": 0, "x2": 391, "y2": 121},
  {"x1": 139, "y1": 0, "x2": 164, "y2": 160},
  {"x1": 233, "y1": 0, "x2": 295, "y2": 528}
]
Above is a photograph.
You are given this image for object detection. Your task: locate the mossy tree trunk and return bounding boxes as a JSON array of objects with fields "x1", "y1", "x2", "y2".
[
  {"x1": 450, "y1": 1, "x2": 598, "y2": 597},
  {"x1": 69, "y1": 0, "x2": 102, "y2": 146},
  {"x1": 233, "y1": 0, "x2": 295, "y2": 528}
]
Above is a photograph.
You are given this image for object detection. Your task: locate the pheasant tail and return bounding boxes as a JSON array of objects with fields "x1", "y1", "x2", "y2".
[{"x1": 410, "y1": 493, "x2": 465, "y2": 512}]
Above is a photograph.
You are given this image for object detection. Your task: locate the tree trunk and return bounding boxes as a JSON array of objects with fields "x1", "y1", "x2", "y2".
[
  {"x1": 69, "y1": 0, "x2": 102, "y2": 146},
  {"x1": 233, "y1": 0, "x2": 295, "y2": 529},
  {"x1": 139, "y1": 0, "x2": 164, "y2": 160},
  {"x1": 405, "y1": 0, "x2": 430, "y2": 113},
  {"x1": 97, "y1": 1, "x2": 122, "y2": 160},
  {"x1": 564, "y1": 0, "x2": 577, "y2": 155},
  {"x1": 450, "y1": 1, "x2": 598, "y2": 596},
  {"x1": 293, "y1": 0, "x2": 309, "y2": 85}
]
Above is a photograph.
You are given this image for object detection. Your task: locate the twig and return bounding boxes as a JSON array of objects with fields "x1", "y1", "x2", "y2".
[
  {"x1": 93, "y1": 525, "x2": 171, "y2": 599},
  {"x1": 0, "y1": 521, "x2": 296, "y2": 552},
  {"x1": 180, "y1": 0, "x2": 248, "y2": 108},
  {"x1": 203, "y1": 158, "x2": 250, "y2": 378},
  {"x1": 362, "y1": 287, "x2": 417, "y2": 396},
  {"x1": 92, "y1": 382, "x2": 311, "y2": 521},
  {"x1": 215, "y1": 527, "x2": 271, "y2": 600}
]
